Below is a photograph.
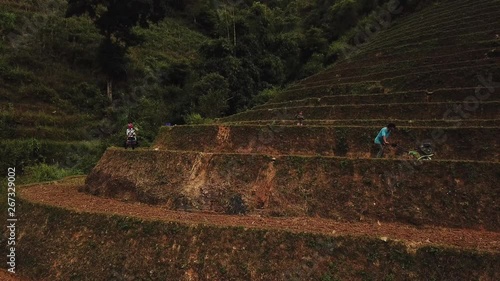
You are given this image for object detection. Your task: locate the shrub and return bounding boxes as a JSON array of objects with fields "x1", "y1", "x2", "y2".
[
  {"x1": 257, "y1": 54, "x2": 286, "y2": 85},
  {"x1": 0, "y1": 113, "x2": 17, "y2": 139},
  {"x1": 300, "y1": 53, "x2": 326, "y2": 79},
  {"x1": 1, "y1": 67, "x2": 36, "y2": 84},
  {"x1": 326, "y1": 40, "x2": 354, "y2": 62},
  {"x1": 251, "y1": 87, "x2": 280, "y2": 107},
  {"x1": 0, "y1": 139, "x2": 105, "y2": 174},
  {"x1": 317, "y1": 0, "x2": 360, "y2": 42},
  {"x1": 183, "y1": 113, "x2": 212, "y2": 125},
  {"x1": 22, "y1": 163, "x2": 81, "y2": 184},
  {"x1": 18, "y1": 84, "x2": 58, "y2": 102},
  {"x1": 193, "y1": 73, "x2": 231, "y2": 118},
  {"x1": 0, "y1": 11, "x2": 16, "y2": 32},
  {"x1": 63, "y1": 82, "x2": 107, "y2": 114}
]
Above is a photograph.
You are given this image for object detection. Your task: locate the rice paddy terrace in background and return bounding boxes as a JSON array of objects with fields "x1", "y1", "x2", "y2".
[
  {"x1": 0, "y1": 0, "x2": 104, "y2": 175},
  {"x1": 17, "y1": 0, "x2": 500, "y2": 280}
]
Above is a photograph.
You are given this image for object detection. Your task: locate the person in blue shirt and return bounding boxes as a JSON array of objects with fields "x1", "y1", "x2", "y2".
[{"x1": 374, "y1": 123, "x2": 396, "y2": 158}]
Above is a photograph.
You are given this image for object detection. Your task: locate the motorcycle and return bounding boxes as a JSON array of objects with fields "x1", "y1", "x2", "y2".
[
  {"x1": 392, "y1": 142, "x2": 434, "y2": 160},
  {"x1": 124, "y1": 134, "x2": 138, "y2": 149}
]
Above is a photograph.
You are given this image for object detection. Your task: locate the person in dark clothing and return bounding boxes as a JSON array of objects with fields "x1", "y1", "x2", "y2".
[{"x1": 296, "y1": 111, "x2": 304, "y2": 126}]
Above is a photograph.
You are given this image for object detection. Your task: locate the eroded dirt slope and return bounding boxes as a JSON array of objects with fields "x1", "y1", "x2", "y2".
[{"x1": 20, "y1": 179, "x2": 500, "y2": 253}]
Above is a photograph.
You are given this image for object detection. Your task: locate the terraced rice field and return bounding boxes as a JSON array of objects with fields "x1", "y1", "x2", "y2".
[{"x1": 16, "y1": 0, "x2": 500, "y2": 280}]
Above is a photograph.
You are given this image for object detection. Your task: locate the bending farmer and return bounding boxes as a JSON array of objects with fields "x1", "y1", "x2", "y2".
[{"x1": 374, "y1": 123, "x2": 396, "y2": 158}]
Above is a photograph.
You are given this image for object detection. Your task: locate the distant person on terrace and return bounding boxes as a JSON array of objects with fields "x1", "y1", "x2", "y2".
[
  {"x1": 374, "y1": 123, "x2": 396, "y2": 158},
  {"x1": 296, "y1": 111, "x2": 304, "y2": 126}
]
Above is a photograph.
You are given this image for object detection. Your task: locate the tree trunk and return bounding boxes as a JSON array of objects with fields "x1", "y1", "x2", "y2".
[
  {"x1": 107, "y1": 79, "x2": 113, "y2": 102},
  {"x1": 225, "y1": 10, "x2": 230, "y2": 42},
  {"x1": 232, "y1": 7, "x2": 236, "y2": 46}
]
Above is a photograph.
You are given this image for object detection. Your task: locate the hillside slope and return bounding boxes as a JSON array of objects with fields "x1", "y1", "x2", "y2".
[
  {"x1": 0, "y1": 0, "x2": 208, "y2": 174},
  {"x1": 14, "y1": 0, "x2": 500, "y2": 280}
]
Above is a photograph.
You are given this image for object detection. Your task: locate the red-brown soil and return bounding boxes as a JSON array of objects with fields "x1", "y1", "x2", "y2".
[
  {"x1": 153, "y1": 125, "x2": 500, "y2": 161},
  {"x1": 20, "y1": 179, "x2": 500, "y2": 254},
  {"x1": 0, "y1": 269, "x2": 31, "y2": 281}
]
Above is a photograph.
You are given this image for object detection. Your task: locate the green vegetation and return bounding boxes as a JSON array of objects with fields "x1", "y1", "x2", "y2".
[
  {"x1": 0, "y1": 139, "x2": 105, "y2": 174},
  {"x1": 21, "y1": 163, "x2": 82, "y2": 184},
  {"x1": 0, "y1": 0, "x2": 437, "y2": 176},
  {"x1": 17, "y1": 197, "x2": 500, "y2": 280},
  {"x1": 1, "y1": 0, "x2": 435, "y2": 131},
  {"x1": 9, "y1": 0, "x2": 500, "y2": 279},
  {"x1": 66, "y1": 0, "x2": 170, "y2": 101}
]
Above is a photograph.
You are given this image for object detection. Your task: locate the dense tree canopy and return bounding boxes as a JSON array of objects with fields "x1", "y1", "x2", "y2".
[
  {"x1": 55, "y1": 0, "x2": 417, "y2": 140},
  {"x1": 66, "y1": 0, "x2": 169, "y2": 41},
  {"x1": 66, "y1": 0, "x2": 170, "y2": 100}
]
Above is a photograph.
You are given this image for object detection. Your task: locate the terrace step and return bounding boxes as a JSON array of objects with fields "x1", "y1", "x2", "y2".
[
  {"x1": 289, "y1": 60, "x2": 500, "y2": 92},
  {"x1": 357, "y1": 15, "x2": 500, "y2": 57},
  {"x1": 0, "y1": 102, "x2": 98, "y2": 142},
  {"x1": 279, "y1": 65, "x2": 500, "y2": 101},
  {"x1": 0, "y1": 110, "x2": 94, "y2": 128},
  {"x1": 223, "y1": 119, "x2": 500, "y2": 128},
  {"x1": 346, "y1": 0, "x2": 500, "y2": 51},
  {"x1": 312, "y1": 48, "x2": 495, "y2": 81},
  {"x1": 9, "y1": 0, "x2": 500, "y2": 280},
  {"x1": 382, "y1": 64, "x2": 500, "y2": 91},
  {"x1": 84, "y1": 149, "x2": 500, "y2": 231},
  {"x1": 358, "y1": 9, "x2": 500, "y2": 52},
  {"x1": 0, "y1": 139, "x2": 103, "y2": 172},
  {"x1": 274, "y1": 81, "x2": 383, "y2": 102},
  {"x1": 302, "y1": 44, "x2": 494, "y2": 83},
  {"x1": 374, "y1": 0, "x2": 494, "y2": 35},
  {"x1": 297, "y1": 58, "x2": 500, "y2": 88},
  {"x1": 4, "y1": 126, "x2": 90, "y2": 141},
  {"x1": 285, "y1": 42, "x2": 498, "y2": 94},
  {"x1": 220, "y1": 101, "x2": 500, "y2": 123},
  {"x1": 255, "y1": 88, "x2": 500, "y2": 110},
  {"x1": 17, "y1": 178, "x2": 500, "y2": 280},
  {"x1": 0, "y1": 110, "x2": 96, "y2": 140},
  {"x1": 329, "y1": 39, "x2": 499, "y2": 73},
  {"x1": 389, "y1": 0, "x2": 498, "y2": 28},
  {"x1": 350, "y1": 30, "x2": 498, "y2": 66},
  {"x1": 286, "y1": 1, "x2": 500, "y2": 89},
  {"x1": 153, "y1": 125, "x2": 499, "y2": 162}
]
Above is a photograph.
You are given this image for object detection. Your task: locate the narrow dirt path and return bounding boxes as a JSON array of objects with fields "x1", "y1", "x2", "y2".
[{"x1": 19, "y1": 180, "x2": 500, "y2": 254}]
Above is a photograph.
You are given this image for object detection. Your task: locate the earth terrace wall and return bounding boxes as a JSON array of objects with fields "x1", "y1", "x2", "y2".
[
  {"x1": 358, "y1": 0, "x2": 498, "y2": 40},
  {"x1": 273, "y1": 64, "x2": 500, "y2": 102},
  {"x1": 321, "y1": 46, "x2": 498, "y2": 80},
  {"x1": 219, "y1": 101, "x2": 500, "y2": 122},
  {"x1": 300, "y1": 58, "x2": 500, "y2": 87},
  {"x1": 331, "y1": 38, "x2": 499, "y2": 73},
  {"x1": 382, "y1": 65, "x2": 500, "y2": 92},
  {"x1": 339, "y1": 1, "x2": 500, "y2": 65},
  {"x1": 318, "y1": 0, "x2": 498, "y2": 73},
  {"x1": 289, "y1": 64, "x2": 500, "y2": 92},
  {"x1": 223, "y1": 119, "x2": 500, "y2": 127},
  {"x1": 350, "y1": 16, "x2": 500, "y2": 58},
  {"x1": 84, "y1": 149, "x2": 500, "y2": 231},
  {"x1": 254, "y1": 88, "x2": 500, "y2": 110},
  {"x1": 14, "y1": 199, "x2": 500, "y2": 281},
  {"x1": 153, "y1": 125, "x2": 499, "y2": 161},
  {"x1": 272, "y1": 81, "x2": 382, "y2": 102},
  {"x1": 289, "y1": 34, "x2": 500, "y2": 93}
]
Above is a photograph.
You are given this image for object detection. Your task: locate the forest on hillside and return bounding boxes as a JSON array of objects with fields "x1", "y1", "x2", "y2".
[
  {"x1": 1, "y1": 0, "x2": 431, "y2": 136},
  {"x1": 0, "y1": 0, "x2": 432, "y2": 178}
]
